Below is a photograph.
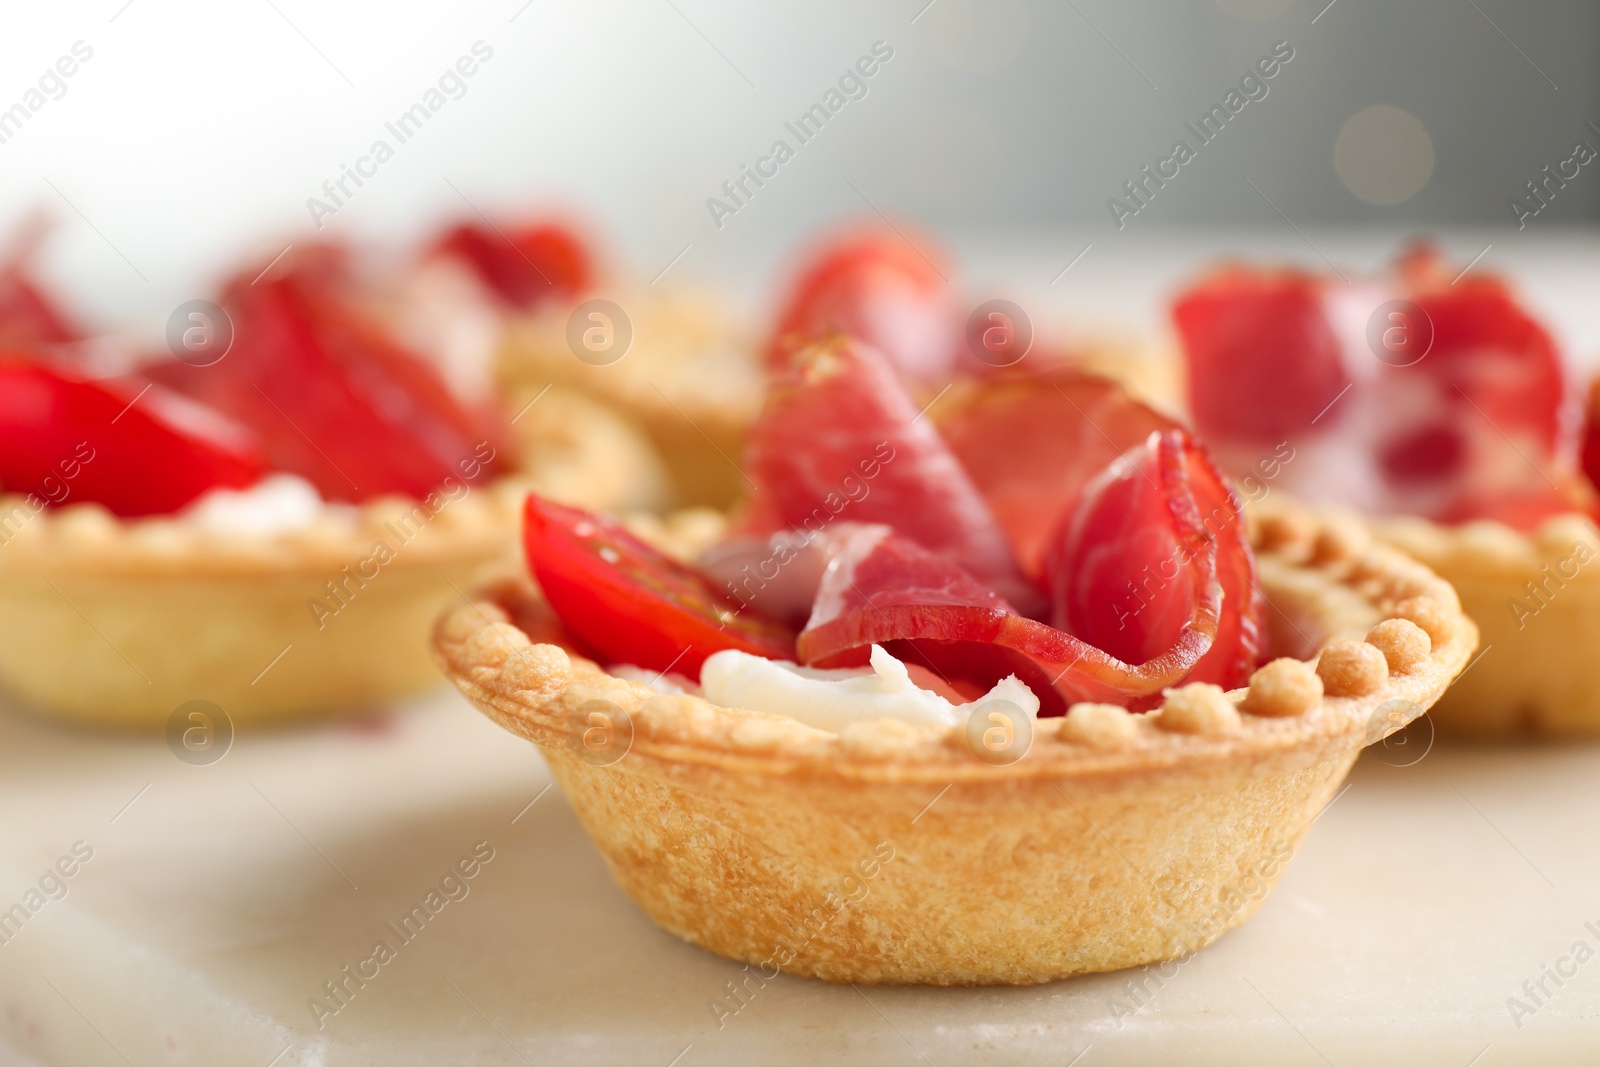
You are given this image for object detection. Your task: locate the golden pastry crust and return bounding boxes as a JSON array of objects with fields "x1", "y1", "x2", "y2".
[
  {"x1": 0, "y1": 397, "x2": 665, "y2": 729},
  {"x1": 433, "y1": 505, "x2": 1476, "y2": 984},
  {"x1": 496, "y1": 286, "x2": 762, "y2": 508},
  {"x1": 1365, "y1": 508, "x2": 1600, "y2": 737}
]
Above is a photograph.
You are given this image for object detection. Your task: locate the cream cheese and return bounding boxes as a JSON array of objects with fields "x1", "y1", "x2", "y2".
[
  {"x1": 699, "y1": 644, "x2": 1039, "y2": 734},
  {"x1": 182, "y1": 474, "x2": 347, "y2": 536}
]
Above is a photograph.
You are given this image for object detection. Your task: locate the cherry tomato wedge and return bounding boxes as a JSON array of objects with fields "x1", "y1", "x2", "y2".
[
  {"x1": 524, "y1": 494, "x2": 797, "y2": 675},
  {"x1": 0, "y1": 358, "x2": 265, "y2": 517},
  {"x1": 768, "y1": 226, "x2": 958, "y2": 382}
]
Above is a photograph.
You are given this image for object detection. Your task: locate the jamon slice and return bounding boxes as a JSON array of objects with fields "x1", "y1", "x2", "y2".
[
  {"x1": 175, "y1": 250, "x2": 513, "y2": 502},
  {"x1": 697, "y1": 525, "x2": 870, "y2": 631},
  {"x1": 1047, "y1": 430, "x2": 1261, "y2": 691},
  {"x1": 935, "y1": 370, "x2": 1179, "y2": 579},
  {"x1": 0, "y1": 268, "x2": 78, "y2": 350},
  {"x1": 1181, "y1": 439, "x2": 1266, "y2": 687},
  {"x1": 431, "y1": 221, "x2": 591, "y2": 310},
  {"x1": 524, "y1": 495, "x2": 797, "y2": 676},
  {"x1": 0, "y1": 359, "x2": 264, "y2": 517},
  {"x1": 1388, "y1": 245, "x2": 1564, "y2": 473},
  {"x1": 1173, "y1": 249, "x2": 1574, "y2": 529},
  {"x1": 744, "y1": 338, "x2": 1036, "y2": 611},
  {"x1": 0, "y1": 219, "x2": 80, "y2": 350},
  {"x1": 767, "y1": 227, "x2": 958, "y2": 382},
  {"x1": 1173, "y1": 265, "x2": 1351, "y2": 447},
  {"x1": 797, "y1": 524, "x2": 1219, "y2": 716},
  {"x1": 1581, "y1": 377, "x2": 1600, "y2": 504}
]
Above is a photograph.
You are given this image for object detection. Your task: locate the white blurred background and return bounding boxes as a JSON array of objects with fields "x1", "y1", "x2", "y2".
[{"x1": 0, "y1": 0, "x2": 1596, "y2": 330}]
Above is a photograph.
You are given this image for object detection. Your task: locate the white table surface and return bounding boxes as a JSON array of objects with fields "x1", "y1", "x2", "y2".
[{"x1": 0, "y1": 686, "x2": 1598, "y2": 1067}]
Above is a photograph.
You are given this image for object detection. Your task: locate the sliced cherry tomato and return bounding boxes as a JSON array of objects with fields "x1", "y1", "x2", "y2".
[
  {"x1": 797, "y1": 523, "x2": 1219, "y2": 716},
  {"x1": 1173, "y1": 265, "x2": 1351, "y2": 447},
  {"x1": 744, "y1": 337, "x2": 1038, "y2": 612},
  {"x1": 168, "y1": 250, "x2": 513, "y2": 503},
  {"x1": 935, "y1": 370, "x2": 1179, "y2": 579},
  {"x1": 768, "y1": 226, "x2": 958, "y2": 382},
  {"x1": 432, "y1": 221, "x2": 591, "y2": 310},
  {"x1": 0, "y1": 358, "x2": 264, "y2": 517},
  {"x1": 524, "y1": 494, "x2": 797, "y2": 675}
]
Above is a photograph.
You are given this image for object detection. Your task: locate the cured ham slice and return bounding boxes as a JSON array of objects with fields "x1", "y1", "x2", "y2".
[
  {"x1": 744, "y1": 337, "x2": 1038, "y2": 611},
  {"x1": 1173, "y1": 246, "x2": 1573, "y2": 529},
  {"x1": 935, "y1": 370, "x2": 1179, "y2": 579},
  {"x1": 0, "y1": 268, "x2": 78, "y2": 350},
  {"x1": 797, "y1": 524, "x2": 1219, "y2": 715},
  {"x1": 169, "y1": 250, "x2": 513, "y2": 503},
  {"x1": 1046, "y1": 430, "x2": 1261, "y2": 691},
  {"x1": 767, "y1": 227, "x2": 959, "y2": 382},
  {"x1": 1173, "y1": 265, "x2": 1350, "y2": 448},
  {"x1": 430, "y1": 221, "x2": 591, "y2": 310}
]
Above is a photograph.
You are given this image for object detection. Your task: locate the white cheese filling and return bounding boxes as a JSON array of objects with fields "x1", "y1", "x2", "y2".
[
  {"x1": 182, "y1": 474, "x2": 350, "y2": 535},
  {"x1": 697, "y1": 644, "x2": 1039, "y2": 734}
]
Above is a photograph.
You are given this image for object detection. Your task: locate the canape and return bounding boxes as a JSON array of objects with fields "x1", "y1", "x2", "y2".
[
  {"x1": 1172, "y1": 244, "x2": 1600, "y2": 737},
  {"x1": 405, "y1": 217, "x2": 761, "y2": 508},
  {"x1": 435, "y1": 339, "x2": 1475, "y2": 983},
  {"x1": 0, "y1": 247, "x2": 659, "y2": 729}
]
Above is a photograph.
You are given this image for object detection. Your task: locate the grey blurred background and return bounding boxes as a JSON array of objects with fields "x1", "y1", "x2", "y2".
[{"x1": 0, "y1": 0, "x2": 1595, "y2": 323}]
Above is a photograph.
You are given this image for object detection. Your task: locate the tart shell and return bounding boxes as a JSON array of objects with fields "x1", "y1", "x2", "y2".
[
  {"x1": 432, "y1": 506, "x2": 1476, "y2": 984},
  {"x1": 1368, "y1": 508, "x2": 1600, "y2": 738},
  {"x1": 0, "y1": 393, "x2": 665, "y2": 729},
  {"x1": 497, "y1": 287, "x2": 760, "y2": 509}
]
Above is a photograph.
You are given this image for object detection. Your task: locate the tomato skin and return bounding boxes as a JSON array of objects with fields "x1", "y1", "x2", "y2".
[
  {"x1": 162, "y1": 251, "x2": 513, "y2": 503},
  {"x1": 768, "y1": 227, "x2": 958, "y2": 382},
  {"x1": 523, "y1": 495, "x2": 796, "y2": 675},
  {"x1": 432, "y1": 221, "x2": 591, "y2": 310},
  {"x1": 0, "y1": 358, "x2": 265, "y2": 517}
]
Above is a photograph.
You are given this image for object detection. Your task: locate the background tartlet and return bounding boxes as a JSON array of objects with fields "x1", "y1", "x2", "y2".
[{"x1": 0, "y1": 408, "x2": 662, "y2": 730}]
